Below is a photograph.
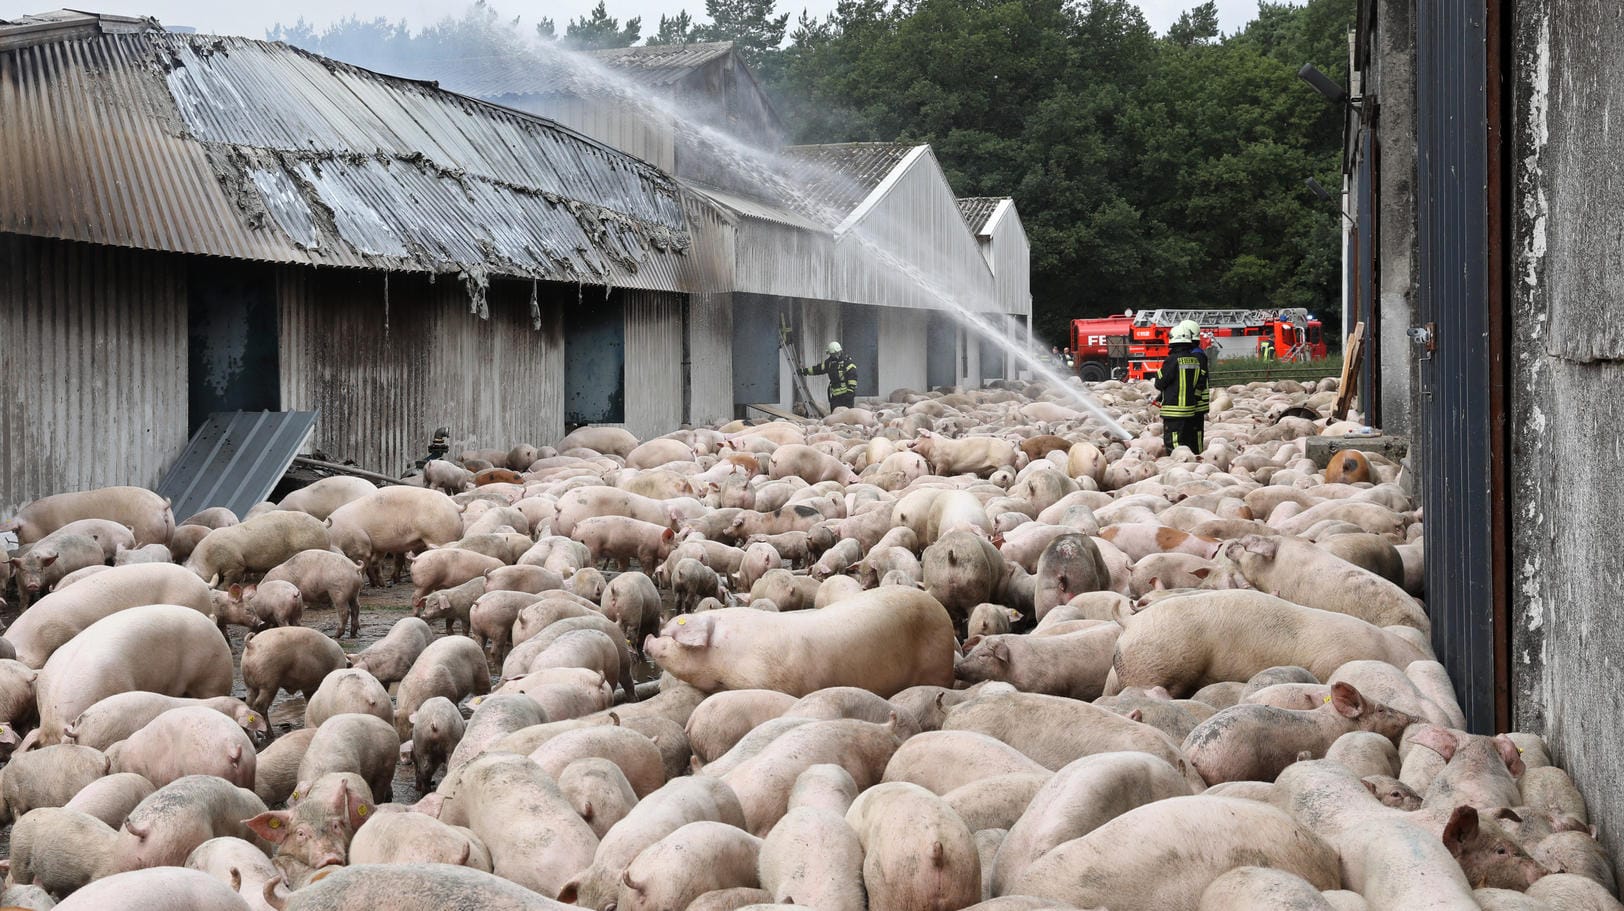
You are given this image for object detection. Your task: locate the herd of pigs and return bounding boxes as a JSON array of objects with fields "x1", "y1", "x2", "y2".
[{"x1": 0, "y1": 375, "x2": 1613, "y2": 911}]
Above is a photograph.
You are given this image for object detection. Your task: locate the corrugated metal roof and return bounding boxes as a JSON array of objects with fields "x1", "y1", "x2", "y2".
[
  {"x1": 0, "y1": 16, "x2": 694, "y2": 290},
  {"x1": 157, "y1": 410, "x2": 321, "y2": 521},
  {"x1": 592, "y1": 42, "x2": 734, "y2": 86},
  {"x1": 367, "y1": 41, "x2": 734, "y2": 103},
  {"x1": 682, "y1": 181, "x2": 826, "y2": 232},
  {"x1": 956, "y1": 197, "x2": 1008, "y2": 235},
  {"x1": 780, "y1": 143, "x2": 919, "y2": 220}
]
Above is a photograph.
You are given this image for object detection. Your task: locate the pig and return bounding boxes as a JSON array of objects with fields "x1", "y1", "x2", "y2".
[
  {"x1": 881, "y1": 730, "x2": 1049, "y2": 795},
  {"x1": 395, "y1": 636, "x2": 492, "y2": 740},
  {"x1": 530, "y1": 725, "x2": 665, "y2": 798},
  {"x1": 956, "y1": 625, "x2": 1120, "y2": 699},
  {"x1": 114, "y1": 542, "x2": 172, "y2": 565},
  {"x1": 325, "y1": 487, "x2": 464, "y2": 571},
  {"x1": 348, "y1": 813, "x2": 493, "y2": 870},
  {"x1": 184, "y1": 511, "x2": 332, "y2": 588},
  {"x1": 215, "y1": 580, "x2": 304, "y2": 631},
  {"x1": 449, "y1": 695, "x2": 549, "y2": 772},
  {"x1": 1326, "y1": 730, "x2": 1402, "y2": 779},
  {"x1": 768, "y1": 444, "x2": 859, "y2": 485},
  {"x1": 304, "y1": 668, "x2": 393, "y2": 728},
  {"x1": 922, "y1": 530, "x2": 1010, "y2": 621},
  {"x1": 572, "y1": 516, "x2": 678, "y2": 573},
  {"x1": 845, "y1": 782, "x2": 981, "y2": 911},
  {"x1": 424, "y1": 459, "x2": 476, "y2": 494},
  {"x1": 966, "y1": 602, "x2": 1022, "y2": 640},
  {"x1": 484, "y1": 564, "x2": 565, "y2": 596},
  {"x1": 626, "y1": 438, "x2": 692, "y2": 469},
  {"x1": 8, "y1": 562, "x2": 215, "y2": 669},
  {"x1": 48, "y1": 867, "x2": 253, "y2": 910},
  {"x1": 254, "y1": 729, "x2": 317, "y2": 807},
  {"x1": 560, "y1": 426, "x2": 640, "y2": 457},
  {"x1": 63, "y1": 771, "x2": 156, "y2": 828},
  {"x1": 1519, "y1": 766, "x2": 1589, "y2": 822},
  {"x1": 34, "y1": 604, "x2": 234, "y2": 745},
  {"x1": 721, "y1": 718, "x2": 903, "y2": 836},
  {"x1": 411, "y1": 696, "x2": 466, "y2": 794},
  {"x1": 674, "y1": 557, "x2": 727, "y2": 612},
  {"x1": 646, "y1": 587, "x2": 956, "y2": 698},
  {"x1": 1364, "y1": 775, "x2": 1423, "y2": 810},
  {"x1": 909, "y1": 432, "x2": 1019, "y2": 477},
  {"x1": 616, "y1": 821, "x2": 763, "y2": 911},
  {"x1": 1199, "y1": 866, "x2": 1342, "y2": 911},
  {"x1": 1099, "y1": 523, "x2": 1221, "y2": 562},
  {"x1": 276, "y1": 477, "x2": 377, "y2": 521},
  {"x1": 168, "y1": 525, "x2": 211, "y2": 564},
  {"x1": 569, "y1": 567, "x2": 609, "y2": 601},
  {"x1": 685, "y1": 690, "x2": 798, "y2": 764},
  {"x1": 417, "y1": 577, "x2": 485, "y2": 635},
  {"x1": 245, "y1": 772, "x2": 374, "y2": 883},
  {"x1": 1010, "y1": 795, "x2": 1341, "y2": 908},
  {"x1": 0, "y1": 658, "x2": 38, "y2": 728},
  {"x1": 1225, "y1": 535, "x2": 1430, "y2": 631},
  {"x1": 559, "y1": 758, "x2": 638, "y2": 838},
  {"x1": 297, "y1": 715, "x2": 400, "y2": 804},
  {"x1": 434, "y1": 752, "x2": 599, "y2": 898},
  {"x1": 0, "y1": 744, "x2": 111, "y2": 824},
  {"x1": 992, "y1": 750, "x2": 1193, "y2": 892},
  {"x1": 240, "y1": 626, "x2": 351, "y2": 717},
  {"x1": 2, "y1": 486, "x2": 173, "y2": 546},
  {"x1": 108, "y1": 706, "x2": 256, "y2": 788},
  {"x1": 1032, "y1": 533, "x2": 1111, "y2": 619},
  {"x1": 9, "y1": 533, "x2": 106, "y2": 610},
  {"x1": 942, "y1": 771, "x2": 1050, "y2": 832},
  {"x1": 470, "y1": 591, "x2": 531, "y2": 662},
  {"x1": 347, "y1": 617, "x2": 435, "y2": 687},
  {"x1": 503, "y1": 629, "x2": 629, "y2": 703},
  {"x1": 185, "y1": 836, "x2": 283, "y2": 909},
  {"x1": 510, "y1": 597, "x2": 595, "y2": 646},
  {"x1": 602, "y1": 571, "x2": 664, "y2": 647},
  {"x1": 104, "y1": 775, "x2": 269, "y2": 874},
  {"x1": 558, "y1": 775, "x2": 748, "y2": 909},
  {"x1": 51, "y1": 517, "x2": 141, "y2": 559},
  {"x1": 746, "y1": 568, "x2": 820, "y2": 612},
  {"x1": 1106, "y1": 590, "x2": 1429, "y2": 697},
  {"x1": 1413, "y1": 727, "x2": 1526, "y2": 811},
  {"x1": 1182, "y1": 682, "x2": 1417, "y2": 785},
  {"x1": 1530, "y1": 830, "x2": 1614, "y2": 891},
  {"x1": 262, "y1": 549, "x2": 367, "y2": 639},
  {"x1": 267, "y1": 862, "x2": 577, "y2": 910},
  {"x1": 6, "y1": 806, "x2": 118, "y2": 895},
  {"x1": 409, "y1": 549, "x2": 503, "y2": 609}
]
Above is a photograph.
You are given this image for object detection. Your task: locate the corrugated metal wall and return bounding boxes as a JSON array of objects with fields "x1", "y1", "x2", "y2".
[
  {"x1": 985, "y1": 206, "x2": 1034, "y2": 317},
  {"x1": 688, "y1": 292, "x2": 734, "y2": 425},
  {"x1": 623, "y1": 290, "x2": 686, "y2": 439},
  {"x1": 509, "y1": 94, "x2": 677, "y2": 175},
  {"x1": 278, "y1": 268, "x2": 566, "y2": 475},
  {"x1": 1414, "y1": 0, "x2": 1498, "y2": 733},
  {"x1": 0, "y1": 234, "x2": 189, "y2": 516},
  {"x1": 731, "y1": 293, "x2": 785, "y2": 410},
  {"x1": 878, "y1": 306, "x2": 929, "y2": 395}
]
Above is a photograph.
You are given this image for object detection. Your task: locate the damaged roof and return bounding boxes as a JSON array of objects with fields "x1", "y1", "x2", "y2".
[
  {"x1": 779, "y1": 143, "x2": 920, "y2": 222},
  {"x1": 0, "y1": 11, "x2": 694, "y2": 290},
  {"x1": 956, "y1": 197, "x2": 1010, "y2": 236},
  {"x1": 381, "y1": 41, "x2": 735, "y2": 102}
]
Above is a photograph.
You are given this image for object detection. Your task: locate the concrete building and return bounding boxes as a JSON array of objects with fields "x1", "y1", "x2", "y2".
[
  {"x1": 1350, "y1": 0, "x2": 1624, "y2": 875},
  {"x1": 0, "y1": 10, "x2": 718, "y2": 511}
]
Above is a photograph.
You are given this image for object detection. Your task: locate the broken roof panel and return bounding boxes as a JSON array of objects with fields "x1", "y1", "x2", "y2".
[
  {"x1": 779, "y1": 143, "x2": 919, "y2": 221},
  {"x1": 956, "y1": 197, "x2": 1008, "y2": 236},
  {"x1": 0, "y1": 12, "x2": 693, "y2": 290}
]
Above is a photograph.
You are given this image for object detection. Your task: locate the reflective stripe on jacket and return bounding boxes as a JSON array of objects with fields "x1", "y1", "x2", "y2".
[
  {"x1": 1154, "y1": 343, "x2": 1209, "y2": 418},
  {"x1": 809, "y1": 354, "x2": 858, "y2": 396}
]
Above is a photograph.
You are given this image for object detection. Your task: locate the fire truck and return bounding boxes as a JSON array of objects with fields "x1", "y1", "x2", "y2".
[{"x1": 1068, "y1": 308, "x2": 1328, "y2": 381}]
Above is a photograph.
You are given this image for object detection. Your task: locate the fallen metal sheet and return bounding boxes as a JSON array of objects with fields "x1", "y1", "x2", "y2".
[{"x1": 157, "y1": 410, "x2": 320, "y2": 522}]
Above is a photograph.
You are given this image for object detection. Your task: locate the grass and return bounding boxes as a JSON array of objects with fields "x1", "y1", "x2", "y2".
[{"x1": 1210, "y1": 354, "x2": 1344, "y2": 384}]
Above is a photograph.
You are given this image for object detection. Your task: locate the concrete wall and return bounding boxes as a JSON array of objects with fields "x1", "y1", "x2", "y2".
[
  {"x1": 1510, "y1": 0, "x2": 1624, "y2": 876},
  {"x1": 1373, "y1": 0, "x2": 1419, "y2": 435},
  {"x1": 0, "y1": 235, "x2": 190, "y2": 516},
  {"x1": 878, "y1": 306, "x2": 928, "y2": 396}
]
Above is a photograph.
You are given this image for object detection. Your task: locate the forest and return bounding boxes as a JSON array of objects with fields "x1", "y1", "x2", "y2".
[{"x1": 270, "y1": 0, "x2": 1352, "y2": 343}]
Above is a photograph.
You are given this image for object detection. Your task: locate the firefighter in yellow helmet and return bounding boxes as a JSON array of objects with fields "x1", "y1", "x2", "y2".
[
  {"x1": 1153, "y1": 319, "x2": 1209, "y2": 453},
  {"x1": 802, "y1": 341, "x2": 859, "y2": 410}
]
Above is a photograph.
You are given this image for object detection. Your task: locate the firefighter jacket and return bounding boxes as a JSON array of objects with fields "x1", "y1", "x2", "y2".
[
  {"x1": 805, "y1": 353, "x2": 858, "y2": 397},
  {"x1": 1153, "y1": 342, "x2": 1209, "y2": 418}
]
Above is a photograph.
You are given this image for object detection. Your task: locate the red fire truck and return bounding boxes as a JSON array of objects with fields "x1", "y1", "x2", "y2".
[{"x1": 1068, "y1": 308, "x2": 1328, "y2": 381}]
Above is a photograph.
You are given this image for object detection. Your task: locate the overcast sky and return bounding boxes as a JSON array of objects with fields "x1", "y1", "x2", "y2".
[{"x1": 1, "y1": 0, "x2": 1267, "y2": 41}]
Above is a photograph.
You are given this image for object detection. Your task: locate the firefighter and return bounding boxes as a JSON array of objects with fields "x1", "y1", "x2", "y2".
[
  {"x1": 802, "y1": 341, "x2": 859, "y2": 410},
  {"x1": 1153, "y1": 320, "x2": 1209, "y2": 454},
  {"x1": 1259, "y1": 337, "x2": 1274, "y2": 360}
]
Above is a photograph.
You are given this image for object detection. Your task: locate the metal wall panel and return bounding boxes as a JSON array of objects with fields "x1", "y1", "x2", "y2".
[
  {"x1": 688, "y1": 291, "x2": 735, "y2": 425},
  {"x1": 623, "y1": 290, "x2": 685, "y2": 440},
  {"x1": 277, "y1": 268, "x2": 565, "y2": 476},
  {"x1": 0, "y1": 234, "x2": 189, "y2": 517},
  {"x1": 1414, "y1": 0, "x2": 1497, "y2": 733},
  {"x1": 840, "y1": 302, "x2": 881, "y2": 397},
  {"x1": 731, "y1": 293, "x2": 785, "y2": 409}
]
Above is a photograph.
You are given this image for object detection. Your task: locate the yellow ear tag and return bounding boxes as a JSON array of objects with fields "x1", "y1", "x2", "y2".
[
  {"x1": 677, "y1": 617, "x2": 687, "y2": 625},
  {"x1": 1518, "y1": 748, "x2": 1525, "y2": 754},
  {"x1": 291, "y1": 792, "x2": 300, "y2": 801},
  {"x1": 1323, "y1": 696, "x2": 1332, "y2": 704},
  {"x1": 247, "y1": 716, "x2": 257, "y2": 724},
  {"x1": 269, "y1": 819, "x2": 282, "y2": 829},
  {"x1": 357, "y1": 805, "x2": 369, "y2": 817}
]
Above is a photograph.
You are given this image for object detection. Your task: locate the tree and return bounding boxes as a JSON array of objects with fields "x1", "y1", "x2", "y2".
[
  {"x1": 1167, "y1": 1, "x2": 1220, "y2": 46},
  {"x1": 536, "y1": 17, "x2": 556, "y2": 39},
  {"x1": 565, "y1": 1, "x2": 643, "y2": 49},
  {"x1": 647, "y1": 11, "x2": 696, "y2": 45},
  {"x1": 693, "y1": 0, "x2": 790, "y2": 64}
]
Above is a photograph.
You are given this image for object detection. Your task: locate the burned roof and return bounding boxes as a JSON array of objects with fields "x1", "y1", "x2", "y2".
[
  {"x1": 592, "y1": 42, "x2": 734, "y2": 86},
  {"x1": 369, "y1": 41, "x2": 735, "y2": 102},
  {"x1": 0, "y1": 11, "x2": 693, "y2": 290},
  {"x1": 779, "y1": 143, "x2": 920, "y2": 221},
  {"x1": 956, "y1": 197, "x2": 1009, "y2": 236}
]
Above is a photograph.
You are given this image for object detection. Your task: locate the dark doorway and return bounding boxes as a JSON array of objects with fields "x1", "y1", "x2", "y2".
[
  {"x1": 188, "y1": 261, "x2": 280, "y2": 434},
  {"x1": 926, "y1": 311, "x2": 957, "y2": 389},
  {"x1": 731, "y1": 293, "x2": 784, "y2": 409},
  {"x1": 840, "y1": 302, "x2": 880, "y2": 397},
  {"x1": 565, "y1": 296, "x2": 626, "y2": 427}
]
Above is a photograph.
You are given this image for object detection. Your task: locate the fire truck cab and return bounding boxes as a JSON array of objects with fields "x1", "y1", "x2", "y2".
[{"x1": 1069, "y1": 308, "x2": 1327, "y2": 381}]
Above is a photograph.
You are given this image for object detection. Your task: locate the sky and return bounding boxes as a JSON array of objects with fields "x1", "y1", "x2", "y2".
[{"x1": 0, "y1": 0, "x2": 1266, "y2": 42}]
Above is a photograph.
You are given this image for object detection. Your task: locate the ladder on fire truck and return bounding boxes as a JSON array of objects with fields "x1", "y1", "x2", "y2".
[{"x1": 1131, "y1": 308, "x2": 1313, "y2": 329}]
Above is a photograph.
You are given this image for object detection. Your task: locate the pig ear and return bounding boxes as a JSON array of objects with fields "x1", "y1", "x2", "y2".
[
  {"x1": 671, "y1": 615, "x2": 712, "y2": 648},
  {"x1": 1494, "y1": 734, "x2": 1526, "y2": 778},
  {"x1": 345, "y1": 786, "x2": 372, "y2": 829},
  {"x1": 243, "y1": 811, "x2": 293, "y2": 845},
  {"x1": 1006, "y1": 609, "x2": 1023, "y2": 621},
  {"x1": 1330, "y1": 682, "x2": 1364, "y2": 718},
  {"x1": 1191, "y1": 567, "x2": 1212, "y2": 579},
  {"x1": 557, "y1": 880, "x2": 582, "y2": 905},
  {"x1": 1492, "y1": 808, "x2": 1523, "y2": 823},
  {"x1": 1361, "y1": 778, "x2": 1379, "y2": 797},
  {"x1": 662, "y1": 528, "x2": 675, "y2": 542},
  {"x1": 1126, "y1": 708, "x2": 1143, "y2": 723},
  {"x1": 1411, "y1": 726, "x2": 1458, "y2": 761},
  {"x1": 1242, "y1": 536, "x2": 1278, "y2": 559},
  {"x1": 39, "y1": 554, "x2": 58, "y2": 567},
  {"x1": 1441, "y1": 805, "x2": 1479, "y2": 857},
  {"x1": 990, "y1": 640, "x2": 1012, "y2": 663},
  {"x1": 413, "y1": 793, "x2": 443, "y2": 818},
  {"x1": 962, "y1": 635, "x2": 983, "y2": 654}
]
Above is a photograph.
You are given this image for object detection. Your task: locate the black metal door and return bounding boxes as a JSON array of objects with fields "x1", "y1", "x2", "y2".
[
  {"x1": 564, "y1": 295, "x2": 626, "y2": 427},
  {"x1": 1415, "y1": 0, "x2": 1499, "y2": 733},
  {"x1": 188, "y1": 261, "x2": 280, "y2": 434}
]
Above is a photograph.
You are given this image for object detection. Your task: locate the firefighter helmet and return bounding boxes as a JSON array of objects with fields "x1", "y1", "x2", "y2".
[
  {"x1": 826, "y1": 342, "x2": 843, "y2": 355},
  {"x1": 1170, "y1": 320, "x2": 1201, "y2": 344}
]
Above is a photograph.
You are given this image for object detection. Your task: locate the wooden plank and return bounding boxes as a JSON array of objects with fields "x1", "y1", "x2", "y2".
[
  {"x1": 1333, "y1": 322, "x2": 1365, "y2": 420},
  {"x1": 743, "y1": 402, "x2": 805, "y2": 422}
]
